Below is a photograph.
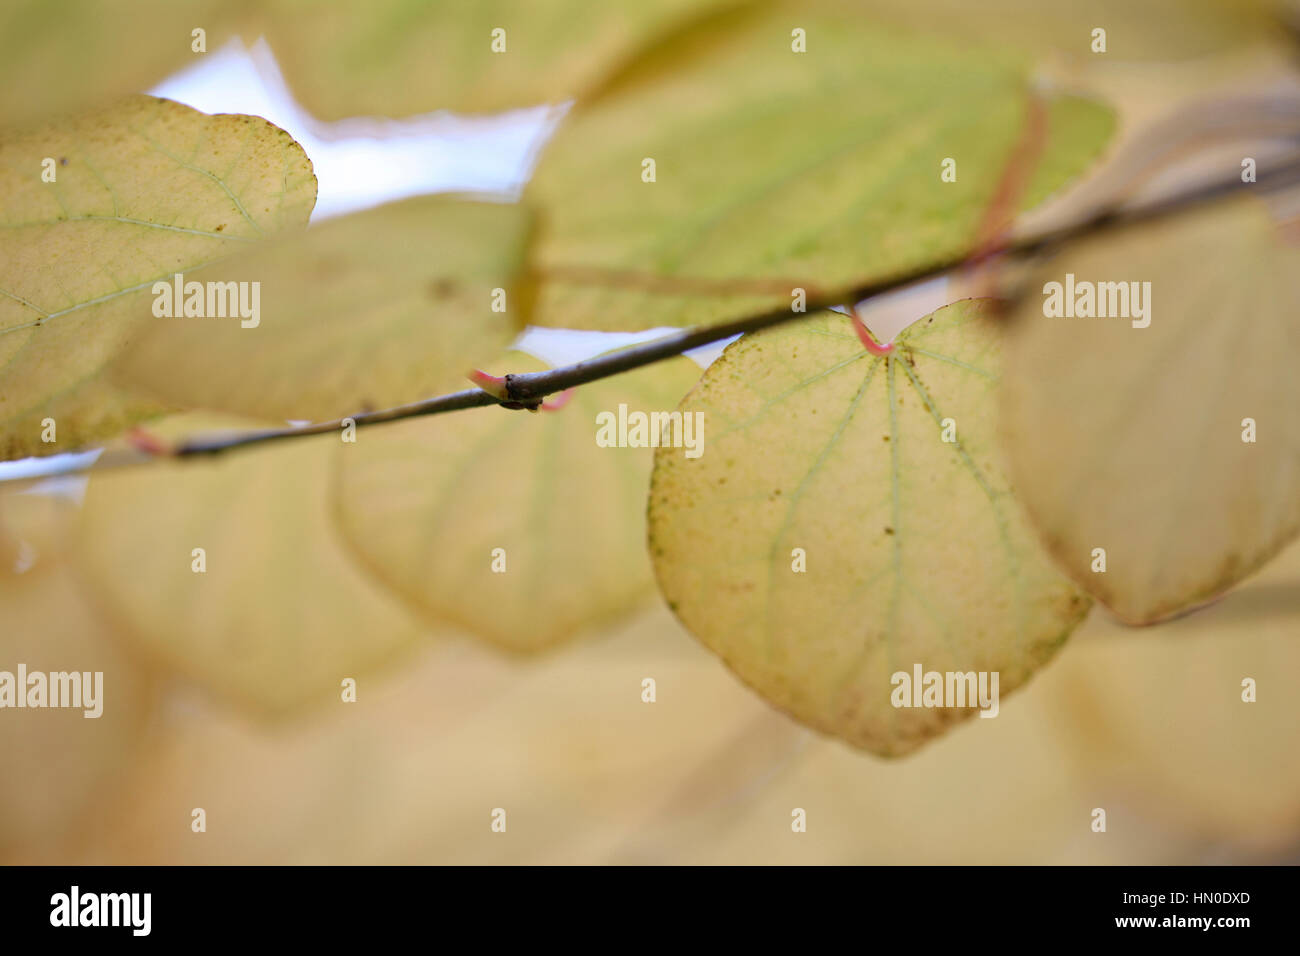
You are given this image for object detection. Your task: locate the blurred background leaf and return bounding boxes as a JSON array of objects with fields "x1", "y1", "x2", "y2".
[
  {"x1": 262, "y1": 0, "x2": 738, "y2": 119},
  {"x1": 1001, "y1": 196, "x2": 1300, "y2": 623},
  {"x1": 0, "y1": 0, "x2": 238, "y2": 130},
  {"x1": 862, "y1": 0, "x2": 1283, "y2": 63},
  {"x1": 23, "y1": 596, "x2": 1296, "y2": 865},
  {"x1": 0, "y1": 492, "x2": 158, "y2": 857},
  {"x1": 525, "y1": 1, "x2": 1114, "y2": 331},
  {"x1": 1044, "y1": 538, "x2": 1300, "y2": 851},
  {"x1": 335, "y1": 352, "x2": 701, "y2": 652},
  {"x1": 2, "y1": 0, "x2": 1275, "y2": 133},
  {"x1": 114, "y1": 196, "x2": 534, "y2": 421},
  {"x1": 75, "y1": 415, "x2": 429, "y2": 716}
]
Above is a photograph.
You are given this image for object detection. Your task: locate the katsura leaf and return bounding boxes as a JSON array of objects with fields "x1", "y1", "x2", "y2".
[{"x1": 648, "y1": 300, "x2": 1090, "y2": 756}]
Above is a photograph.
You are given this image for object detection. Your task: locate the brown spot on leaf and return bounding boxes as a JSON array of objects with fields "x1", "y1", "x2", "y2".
[{"x1": 428, "y1": 277, "x2": 460, "y2": 299}]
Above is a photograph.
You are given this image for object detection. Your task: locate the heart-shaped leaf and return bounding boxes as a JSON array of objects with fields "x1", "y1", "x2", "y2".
[{"x1": 649, "y1": 301, "x2": 1090, "y2": 756}]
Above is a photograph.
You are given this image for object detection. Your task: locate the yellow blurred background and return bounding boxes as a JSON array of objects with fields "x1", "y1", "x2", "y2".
[{"x1": 4, "y1": 522, "x2": 1297, "y2": 864}]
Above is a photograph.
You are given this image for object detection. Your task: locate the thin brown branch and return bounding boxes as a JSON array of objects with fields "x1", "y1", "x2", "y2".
[{"x1": 6, "y1": 147, "x2": 1300, "y2": 484}]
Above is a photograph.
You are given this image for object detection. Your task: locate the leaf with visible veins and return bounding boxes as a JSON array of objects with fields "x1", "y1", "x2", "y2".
[
  {"x1": 0, "y1": 95, "x2": 316, "y2": 460},
  {"x1": 649, "y1": 301, "x2": 1090, "y2": 756}
]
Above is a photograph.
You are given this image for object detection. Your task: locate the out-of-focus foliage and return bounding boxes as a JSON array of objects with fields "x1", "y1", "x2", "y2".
[
  {"x1": 649, "y1": 302, "x2": 1090, "y2": 756},
  {"x1": 335, "y1": 353, "x2": 701, "y2": 652},
  {"x1": 1001, "y1": 197, "x2": 1300, "y2": 623},
  {"x1": 1046, "y1": 538, "x2": 1300, "y2": 849},
  {"x1": 76, "y1": 416, "x2": 428, "y2": 716},
  {"x1": 526, "y1": 1, "x2": 1115, "y2": 330},
  {"x1": 14, "y1": 599, "x2": 1297, "y2": 865},
  {"x1": 0, "y1": 493, "x2": 157, "y2": 855},
  {"x1": 0, "y1": 95, "x2": 315, "y2": 460},
  {"x1": 0, "y1": 0, "x2": 236, "y2": 130},
  {"x1": 261, "y1": 0, "x2": 736, "y2": 119},
  {"x1": 0, "y1": 1, "x2": 737, "y2": 129},
  {"x1": 115, "y1": 196, "x2": 535, "y2": 421},
  {"x1": 1, "y1": 0, "x2": 1274, "y2": 130},
  {"x1": 35, "y1": 607, "x2": 807, "y2": 864},
  {"x1": 863, "y1": 0, "x2": 1283, "y2": 63}
]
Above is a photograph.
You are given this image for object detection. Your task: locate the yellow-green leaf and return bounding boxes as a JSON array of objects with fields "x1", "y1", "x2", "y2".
[
  {"x1": 648, "y1": 301, "x2": 1090, "y2": 756},
  {"x1": 114, "y1": 196, "x2": 535, "y2": 422},
  {"x1": 1000, "y1": 197, "x2": 1300, "y2": 623},
  {"x1": 0, "y1": 95, "x2": 316, "y2": 459},
  {"x1": 526, "y1": 0, "x2": 1114, "y2": 331},
  {"x1": 76, "y1": 415, "x2": 426, "y2": 716},
  {"x1": 334, "y1": 352, "x2": 702, "y2": 652}
]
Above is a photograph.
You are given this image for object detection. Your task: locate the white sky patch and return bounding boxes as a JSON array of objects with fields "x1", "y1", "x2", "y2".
[
  {"x1": 0, "y1": 450, "x2": 101, "y2": 497},
  {"x1": 149, "y1": 36, "x2": 559, "y2": 220}
]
